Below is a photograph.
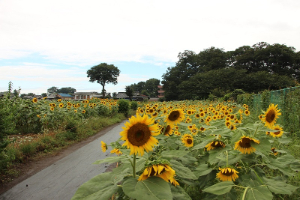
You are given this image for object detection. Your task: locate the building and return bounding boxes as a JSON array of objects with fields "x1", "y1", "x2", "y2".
[
  {"x1": 74, "y1": 92, "x2": 102, "y2": 100},
  {"x1": 115, "y1": 92, "x2": 148, "y2": 101},
  {"x1": 57, "y1": 93, "x2": 74, "y2": 100},
  {"x1": 158, "y1": 85, "x2": 165, "y2": 98}
]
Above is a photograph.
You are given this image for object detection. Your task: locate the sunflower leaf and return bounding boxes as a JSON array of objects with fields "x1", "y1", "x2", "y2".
[
  {"x1": 71, "y1": 172, "x2": 119, "y2": 200},
  {"x1": 244, "y1": 186, "x2": 273, "y2": 200},
  {"x1": 122, "y1": 177, "x2": 172, "y2": 200},
  {"x1": 192, "y1": 136, "x2": 215, "y2": 150},
  {"x1": 170, "y1": 185, "x2": 192, "y2": 200},
  {"x1": 193, "y1": 164, "x2": 212, "y2": 177},
  {"x1": 263, "y1": 177, "x2": 298, "y2": 195},
  {"x1": 170, "y1": 160, "x2": 197, "y2": 180},
  {"x1": 161, "y1": 150, "x2": 189, "y2": 159},
  {"x1": 202, "y1": 181, "x2": 234, "y2": 195}
]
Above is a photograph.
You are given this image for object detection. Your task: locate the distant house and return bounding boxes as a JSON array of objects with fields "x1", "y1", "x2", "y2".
[
  {"x1": 158, "y1": 85, "x2": 164, "y2": 98},
  {"x1": 47, "y1": 93, "x2": 59, "y2": 100},
  {"x1": 74, "y1": 92, "x2": 102, "y2": 100},
  {"x1": 115, "y1": 92, "x2": 148, "y2": 101},
  {"x1": 57, "y1": 93, "x2": 74, "y2": 100},
  {"x1": 34, "y1": 95, "x2": 43, "y2": 99}
]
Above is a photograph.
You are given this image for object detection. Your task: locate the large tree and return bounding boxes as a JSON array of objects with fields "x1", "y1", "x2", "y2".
[
  {"x1": 57, "y1": 87, "x2": 77, "y2": 94},
  {"x1": 87, "y1": 63, "x2": 120, "y2": 98}
]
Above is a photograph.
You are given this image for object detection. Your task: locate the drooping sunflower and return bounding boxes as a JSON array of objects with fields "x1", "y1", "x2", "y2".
[
  {"x1": 101, "y1": 141, "x2": 107, "y2": 152},
  {"x1": 181, "y1": 134, "x2": 194, "y2": 148},
  {"x1": 161, "y1": 124, "x2": 173, "y2": 136},
  {"x1": 205, "y1": 140, "x2": 226, "y2": 151},
  {"x1": 234, "y1": 136, "x2": 260, "y2": 154},
  {"x1": 165, "y1": 109, "x2": 185, "y2": 125},
  {"x1": 120, "y1": 114, "x2": 159, "y2": 156},
  {"x1": 261, "y1": 104, "x2": 281, "y2": 128},
  {"x1": 138, "y1": 163, "x2": 179, "y2": 186},
  {"x1": 110, "y1": 148, "x2": 122, "y2": 155},
  {"x1": 269, "y1": 125, "x2": 284, "y2": 138},
  {"x1": 216, "y1": 167, "x2": 239, "y2": 181},
  {"x1": 271, "y1": 147, "x2": 278, "y2": 156}
]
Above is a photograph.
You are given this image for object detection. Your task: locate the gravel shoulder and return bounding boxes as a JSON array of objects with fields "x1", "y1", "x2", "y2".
[{"x1": 0, "y1": 120, "x2": 126, "y2": 200}]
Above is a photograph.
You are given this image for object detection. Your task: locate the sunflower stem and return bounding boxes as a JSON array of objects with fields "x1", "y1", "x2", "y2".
[
  {"x1": 241, "y1": 187, "x2": 249, "y2": 200},
  {"x1": 253, "y1": 126, "x2": 259, "y2": 137},
  {"x1": 133, "y1": 154, "x2": 136, "y2": 178}
]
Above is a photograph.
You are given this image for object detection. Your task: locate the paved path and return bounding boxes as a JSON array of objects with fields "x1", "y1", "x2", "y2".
[{"x1": 0, "y1": 120, "x2": 126, "y2": 200}]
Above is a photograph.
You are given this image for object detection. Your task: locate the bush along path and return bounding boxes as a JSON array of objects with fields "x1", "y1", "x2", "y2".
[{"x1": 0, "y1": 119, "x2": 127, "y2": 200}]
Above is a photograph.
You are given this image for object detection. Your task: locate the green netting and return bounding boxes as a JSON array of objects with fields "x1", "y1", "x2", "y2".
[{"x1": 237, "y1": 86, "x2": 300, "y2": 136}]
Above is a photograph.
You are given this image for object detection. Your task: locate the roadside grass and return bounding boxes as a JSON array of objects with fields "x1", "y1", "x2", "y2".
[{"x1": 0, "y1": 112, "x2": 129, "y2": 185}]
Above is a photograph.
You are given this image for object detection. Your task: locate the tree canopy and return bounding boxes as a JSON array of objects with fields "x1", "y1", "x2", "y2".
[
  {"x1": 87, "y1": 63, "x2": 120, "y2": 97},
  {"x1": 162, "y1": 42, "x2": 299, "y2": 101},
  {"x1": 127, "y1": 78, "x2": 160, "y2": 98}
]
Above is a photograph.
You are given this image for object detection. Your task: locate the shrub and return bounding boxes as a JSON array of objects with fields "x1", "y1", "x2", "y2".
[
  {"x1": 130, "y1": 101, "x2": 138, "y2": 110},
  {"x1": 65, "y1": 120, "x2": 77, "y2": 133},
  {"x1": 118, "y1": 99, "x2": 130, "y2": 116},
  {"x1": 97, "y1": 104, "x2": 110, "y2": 116}
]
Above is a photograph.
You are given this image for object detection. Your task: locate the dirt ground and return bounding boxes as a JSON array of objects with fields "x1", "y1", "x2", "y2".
[{"x1": 0, "y1": 122, "x2": 121, "y2": 195}]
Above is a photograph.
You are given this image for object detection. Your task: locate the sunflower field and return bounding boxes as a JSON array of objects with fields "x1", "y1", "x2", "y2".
[
  {"x1": 0, "y1": 96, "x2": 127, "y2": 181},
  {"x1": 73, "y1": 100, "x2": 300, "y2": 200}
]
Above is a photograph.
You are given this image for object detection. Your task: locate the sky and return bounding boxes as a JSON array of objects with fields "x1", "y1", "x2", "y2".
[{"x1": 1, "y1": 0, "x2": 300, "y2": 95}]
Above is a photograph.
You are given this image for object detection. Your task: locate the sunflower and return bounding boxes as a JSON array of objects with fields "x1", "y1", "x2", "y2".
[
  {"x1": 59, "y1": 103, "x2": 64, "y2": 108},
  {"x1": 50, "y1": 107, "x2": 54, "y2": 111},
  {"x1": 161, "y1": 124, "x2": 173, "y2": 136},
  {"x1": 216, "y1": 167, "x2": 239, "y2": 181},
  {"x1": 138, "y1": 163, "x2": 179, "y2": 186},
  {"x1": 261, "y1": 104, "x2": 281, "y2": 128},
  {"x1": 269, "y1": 125, "x2": 284, "y2": 138},
  {"x1": 32, "y1": 98, "x2": 38, "y2": 103},
  {"x1": 82, "y1": 110, "x2": 86, "y2": 114},
  {"x1": 244, "y1": 110, "x2": 250, "y2": 116},
  {"x1": 110, "y1": 148, "x2": 122, "y2": 155},
  {"x1": 120, "y1": 114, "x2": 159, "y2": 156},
  {"x1": 205, "y1": 140, "x2": 226, "y2": 151},
  {"x1": 234, "y1": 136, "x2": 260, "y2": 154},
  {"x1": 165, "y1": 109, "x2": 185, "y2": 125},
  {"x1": 271, "y1": 147, "x2": 278, "y2": 156},
  {"x1": 181, "y1": 134, "x2": 194, "y2": 148},
  {"x1": 101, "y1": 141, "x2": 107, "y2": 152}
]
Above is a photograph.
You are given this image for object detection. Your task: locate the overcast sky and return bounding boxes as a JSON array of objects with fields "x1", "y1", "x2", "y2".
[{"x1": 1, "y1": 0, "x2": 299, "y2": 95}]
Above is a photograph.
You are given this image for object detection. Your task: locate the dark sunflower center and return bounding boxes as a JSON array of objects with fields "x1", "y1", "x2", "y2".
[
  {"x1": 222, "y1": 170, "x2": 234, "y2": 176},
  {"x1": 168, "y1": 111, "x2": 180, "y2": 121},
  {"x1": 212, "y1": 141, "x2": 224, "y2": 148},
  {"x1": 274, "y1": 129, "x2": 280, "y2": 135},
  {"x1": 239, "y1": 138, "x2": 251, "y2": 148},
  {"x1": 127, "y1": 123, "x2": 151, "y2": 146},
  {"x1": 266, "y1": 110, "x2": 275, "y2": 123},
  {"x1": 187, "y1": 139, "x2": 193, "y2": 144}
]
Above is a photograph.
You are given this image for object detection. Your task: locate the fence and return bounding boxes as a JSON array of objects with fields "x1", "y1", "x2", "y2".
[{"x1": 237, "y1": 86, "x2": 300, "y2": 136}]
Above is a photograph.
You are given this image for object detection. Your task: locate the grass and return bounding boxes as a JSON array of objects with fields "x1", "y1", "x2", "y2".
[{"x1": 0, "y1": 112, "x2": 128, "y2": 185}]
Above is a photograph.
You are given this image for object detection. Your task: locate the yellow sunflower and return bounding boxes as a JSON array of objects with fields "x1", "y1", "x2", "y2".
[
  {"x1": 59, "y1": 103, "x2": 64, "y2": 108},
  {"x1": 181, "y1": 134, "x2": 194, "y2": 148},
  {"x1": 138, "y1": 164, "x2": 179, "y2": 186},
  {"x1": 261, "y1": 104, "x2": 281, "y2": 128},
  {"x1": 205, "y1": 140, "x2": 226, "y2": 151},
  {"x1": 101, "y1": 141, "x2": 107, "y2": 152},
  {"x1": 120, "y1": 115, "x2": 159, "y2": 156},
  {"x1": 110, "y1": 148, "x2": 122, "y2": 155},
  {"x1": 82, "y1": 110, "x2": 86, "y2": 114},
  {"x1": 216, "y1": 167, "x2": 239, "y2": 181},
  {"x1": 269, "y1": 125, "x2": 284, "y2": 138},
  {"x1": 161, "y1": 124, "x2": 173, "y2": 136},
  {"x1": 50, "y1": 107, "x2": 54, "y2": 111},
  {"x1": 32, "y1": 98, "x2": 38, "y2": 103},
  {"x1": 234, "y1": 136, "x2": 260, "y2": 154},
  {"x1": 165, "y1": 109, "x2": 185, "y2": 125},
  {"x1": 271, "y1": 147, "x2": 278, "y2": 156}
]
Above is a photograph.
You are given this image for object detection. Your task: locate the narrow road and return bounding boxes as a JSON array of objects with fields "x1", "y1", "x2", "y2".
[{"x1": 0, "y1": 120, "x2": 126, "y2": 200}]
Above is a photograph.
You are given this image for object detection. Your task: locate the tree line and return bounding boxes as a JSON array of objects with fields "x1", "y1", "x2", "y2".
[{"x1": 161, "y1": 42, "x2": 300, "y2": 101}]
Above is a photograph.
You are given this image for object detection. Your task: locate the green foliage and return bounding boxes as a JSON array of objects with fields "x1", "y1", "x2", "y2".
[
  {"x1": 130, "y1": 101, "x2": 138, "y2": 110},
  {"x1": 125, "y1": 85, "x2": 134, "y2": 101},
  {"x1": 118, "y1": 99, "x2": 130, "y2": 116},
  {"x1": 87, "y1": 63, "x2": 120, "y2": 98}
]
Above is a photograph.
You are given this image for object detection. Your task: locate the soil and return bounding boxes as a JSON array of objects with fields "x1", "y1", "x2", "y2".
[{"x1": 0, "y1": 122, "x2": 121, "y2": 195}]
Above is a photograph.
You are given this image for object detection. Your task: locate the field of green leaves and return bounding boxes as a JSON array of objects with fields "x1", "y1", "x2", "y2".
[
  {"x1": 73, "y1": 99, "x2": 300, "y2": 200},
  {"x1": 0, "y1": 97, "x2": 135, "y2": 183}
]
